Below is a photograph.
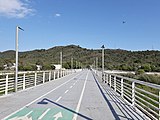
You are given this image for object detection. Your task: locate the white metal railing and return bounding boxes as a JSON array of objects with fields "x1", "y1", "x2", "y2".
[
  {"x1": 95, "y1": 70, "x2": 160, "y2": 120},
  {"x1": 0, "y1": 69, "x2": 76, "y2": 96}
]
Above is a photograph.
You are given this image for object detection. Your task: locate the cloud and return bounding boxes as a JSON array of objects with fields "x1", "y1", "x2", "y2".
[
  {"x1": 55, "y1": 13, "x2": 61, "y2": 17},
  {"x1": 0, "y1": 0, "x2": 34, "y2": 18}
]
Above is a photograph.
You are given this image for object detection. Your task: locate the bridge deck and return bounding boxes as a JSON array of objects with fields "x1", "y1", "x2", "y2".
[{"x1": 0, "y1": 70, "x2": 144, "y2": 120}]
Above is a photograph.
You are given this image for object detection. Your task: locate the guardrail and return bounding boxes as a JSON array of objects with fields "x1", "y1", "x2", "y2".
[
  {"x1": 0, "y1": 69, "x2": 75, "y2": 96},
  {"x1": 96, "y1": 70, "x2": 160, "y2": 120}
]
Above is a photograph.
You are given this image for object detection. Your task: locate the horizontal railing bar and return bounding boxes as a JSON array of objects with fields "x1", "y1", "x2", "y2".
[
  {"x1": 105, "y1": 73, "x2": 160, "y2": 90},
  {"x1": 136, "y1": 94, "x2": 159, "y2": 111},
  {"x1": 123, "y1": 93, "x2": 132, "y2": 102},
  {"x1": 123, "y1": 82, "x2": 132, "y2": 87},
  {"x1": 123, "y1": 85, "x2": 132, "y2": 91},
  {"x1": 135, "y1": 91, "x2": 159, "y2": 105},
  {"x1": 135, "y1": 102, "x2": 158, "y2": 120},
  {"x1": 135, "y1": 87, "x2": 159, "y2": 99}
]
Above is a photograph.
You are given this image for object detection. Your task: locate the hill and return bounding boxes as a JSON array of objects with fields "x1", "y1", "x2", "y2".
[{"x1": 0, "y1": 45, "x2": 160, "y2": 71}]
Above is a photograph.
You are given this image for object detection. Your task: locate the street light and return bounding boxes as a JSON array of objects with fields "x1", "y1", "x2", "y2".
[
  {"x1": 101, "y1": 45, "x2": 105, "y2": 82},
  {"x1": 15, "y1": 26, "x2": 24, "y2": 92},
  {"x1": 71, "y1": 57, "x2": 73, "y2": 73},
  {"x1": 96, "y1": 57, "x2": 98, "y2": 74},
  {"x1": 60, "y1": 51, "x2": 62, "y2": 77}
]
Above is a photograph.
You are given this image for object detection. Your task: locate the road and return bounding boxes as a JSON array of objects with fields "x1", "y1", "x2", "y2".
[{"x1": 0, "y1": 70, "x2": 144, "y2": 120}]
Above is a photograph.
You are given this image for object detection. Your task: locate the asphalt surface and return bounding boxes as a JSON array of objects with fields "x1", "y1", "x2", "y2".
[{"x1": 0, "y1": 70, "x2": 144, "y2": 120}]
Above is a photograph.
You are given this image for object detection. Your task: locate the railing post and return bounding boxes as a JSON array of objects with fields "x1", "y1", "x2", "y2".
[
  {"x1": 106, "y1": 74, "x2": 108, "y2": 84},
  {"x1": 63, "y1": 71, "x2": 65, "y2": 76},
  {"x1": 62, "y1": 70, "x2": 63, "y2": 77},
  {"x1": 121, "y1": 78, "x2": 123, "y2": 98},
  {"x1": 114, "y1": 76, "x2": 116, "y2": 91},
  {"x1": 5, "y1": 74, "x2": 9, "y2": 95},
  {"x1": 104, "y1": 73, "x2": 106, "y2": 83},
  {"x1": 109, "y1": 75, "x2": 112, "y2": 87},
  {"x1": 64, "y1": 70, "x2": 66, "y2": 76},
  {"x1": 159, "y1": 90, "x2": 160, "y2": 120},
  {"x1": 54, "y1": 71, "x2": 55, "y2": 80},
  {"x1": 132, "y1": 81, "x2": 135, "y2": 107},
  {"x1": 34, "y1": 72, "x2": 37, "y2": 86},
  {"x1": 49, "y1": 71, "x2": 51, "y2": 81},
  {"x1": 23, "y1": 73, "x2": 26, "y2": 90},
  {"x1": 60, "y1": 70, "x2": 62, "y2": 78},
  {"x1": 57, "y1": 71, "x2": 59, "y2": 79},
  {"x1": 43, "y1": 72, "x2": 45, "y2": 83}
]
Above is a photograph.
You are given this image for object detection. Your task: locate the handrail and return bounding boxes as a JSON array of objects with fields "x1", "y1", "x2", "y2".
[
  {"x1": 0, "y1": 69, "x2": 80, "y2": 96},
  {"x1": 95, "y1": 70, "x2": 160, "y2": 120},
  {"x1": 110, "y1": 73, "x2": 160, "y2": 90}
]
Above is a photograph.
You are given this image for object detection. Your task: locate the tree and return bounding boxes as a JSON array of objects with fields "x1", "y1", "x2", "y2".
[{"x1": 43, "y1": 64, "x2": 52, "y2": 70}]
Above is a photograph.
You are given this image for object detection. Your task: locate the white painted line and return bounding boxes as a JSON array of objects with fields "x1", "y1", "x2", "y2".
[
  {"x1": 72, "y1": 71, "x2": 89, "y2": 120},
  {"x1": 56, "y1": 96, "x2": 62, "y2": 102},
  {"x1": 25, "y1": 110, "x2": 33, "y2": 117},
  {"x1": 64, "y1": 90, "x2": 69, "y2": 94},
  {"x1": 70, "y1": 86, "x2": 73, "y2": 89},
  {"x1": 3, "y1": 72, "x2": 81, "y2": 120},
  {"x1": 38, "y1": 108, "x2": 50, "y2": 120}
]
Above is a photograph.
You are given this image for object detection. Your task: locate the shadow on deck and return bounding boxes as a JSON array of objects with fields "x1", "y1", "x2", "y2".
[{"x1": 92, "y1": 71, "x2": 145, "y2": 120}]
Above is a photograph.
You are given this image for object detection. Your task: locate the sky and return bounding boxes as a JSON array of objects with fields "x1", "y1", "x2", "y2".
[{"x1": 0, "y1": 0, "x2": 160, "y2": 52}]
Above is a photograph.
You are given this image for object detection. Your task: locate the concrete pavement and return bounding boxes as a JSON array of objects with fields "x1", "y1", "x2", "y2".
[{"x1": 0, "y1": 70, "x2": 144, "y2": 120}]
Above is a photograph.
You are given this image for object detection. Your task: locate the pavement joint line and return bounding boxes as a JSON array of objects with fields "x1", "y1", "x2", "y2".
[
  {"x1": 56, "y1": 96, "x2": 62, "y2": 102},
  {"x1": 72, "y1": 71, "x2": 89, "y2": 120},
  {"x1": 64, "y1": 90, "x2": 69, "y2": 94},
  {"x1": 38, "y1": 108, "x2": 51, "y2": 120},
  {"x1": 2, "y1": 72, "x2": 82, "y2": 120},
  {"x1": 25, "y1": 110, "x2": 33, "y2": 117}
]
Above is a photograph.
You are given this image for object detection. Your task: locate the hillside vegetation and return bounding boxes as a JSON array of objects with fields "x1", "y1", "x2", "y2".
[{"x1": 0, "y1": 45, "x2": 160, "y2": 72}]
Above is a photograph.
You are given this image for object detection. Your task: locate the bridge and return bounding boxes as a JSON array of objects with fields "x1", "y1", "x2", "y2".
[{"x1": 0, "y1": 69, "x2": 159, "y2": 120}]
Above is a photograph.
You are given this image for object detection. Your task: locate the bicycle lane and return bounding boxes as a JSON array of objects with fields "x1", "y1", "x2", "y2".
[{"x1": 3, "y1": 70, "x2": 88, "y2": 120}]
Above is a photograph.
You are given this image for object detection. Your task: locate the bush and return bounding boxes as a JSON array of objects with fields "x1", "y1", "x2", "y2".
[
  {"x1": 135, "y1": 69, "x2": 145, "y2": 75},
  {"x1": 141, "y1": 64, "x2": 151, "y2": 72},
  {"x1": 23, "y1": 65, "x2": 32, "y2": 71}
]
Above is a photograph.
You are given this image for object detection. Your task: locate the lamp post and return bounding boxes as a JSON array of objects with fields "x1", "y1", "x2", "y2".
[
  {"x1": 71, "y1": 57, "x2": 73, "y2": 72},
  {"x1": 96, "y1": 57, "x2": 98, "y2": 74},
  {"x1": 101, "y1": 45, "x2": 105, "y2": 82},
  {"x1": 60, "y1": 51, "x2": 62, "y2": 77},
  {"x1": 15, "y1": 26, "x2": 24, "y2": 92}
]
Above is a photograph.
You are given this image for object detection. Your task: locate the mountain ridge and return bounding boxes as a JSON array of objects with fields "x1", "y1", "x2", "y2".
[{"x1": 0, "y1": 45, "x2": 160, "y2": 71}]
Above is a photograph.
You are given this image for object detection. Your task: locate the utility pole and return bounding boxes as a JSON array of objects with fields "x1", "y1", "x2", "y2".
[
  {"x1": 76, "y1": 61, "x2": 77, "y2": 69},
  {"x1": 79, "y1": 62, "x2": 81, "y2": 69},
  {"x1": 96, "y1": 57, "x2": 98, "y2": 74},
  {"x1": 60, "y1": 51, "x2": 62, "y2": 77},
  {"x1": 101, "y1": 45, "x2": 105, "y2": 82},
  {"x1": 15, "y1": 26, "x2": 24, "y2": 92},
  {"x1": 60, "y1": 51, "x2": 62, "y2": 68},
  {"x1": 71, "y1": 57, "x2": 73, "y2": 72},
  {"x1": 96, "y1": 57, "x2": 98, "y2": 70}
]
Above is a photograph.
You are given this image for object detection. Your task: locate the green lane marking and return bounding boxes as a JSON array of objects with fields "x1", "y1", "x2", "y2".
[
  {"x1": 42, "y1": 108, "x2": 73, "y2": 120},
  {"x1": 29, "y1": 108, "x2": 47, "y2": 120},
  {"x1": 6, "y1": 107, "x2": 74, "y2": 120},
  {"x1": 6, "y1": 108, "x2": 31, "y2": 120}
]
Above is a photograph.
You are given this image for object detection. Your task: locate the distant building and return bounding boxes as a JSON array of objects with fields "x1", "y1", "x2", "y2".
[
  {"x1": 3, "y1": 63, "x2": 15, "y2": 70},
  {"x1": 3, "y1": 64, "x2": 8, "y2": 70},
  {"x1": 36, "y1": 65, "x2": 42, "y2": 71},
  {"x1": 10, "y1": 63, "x2": 16, "y2": 70},
  {"x1": 54, "y1": 64, "x2": 62, "y2": 70}
]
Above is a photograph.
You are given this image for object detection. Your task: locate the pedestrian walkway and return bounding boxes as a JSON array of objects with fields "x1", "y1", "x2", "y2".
[{"x1": 0, "y1": 70, "x2": 144, "y2": 120}]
